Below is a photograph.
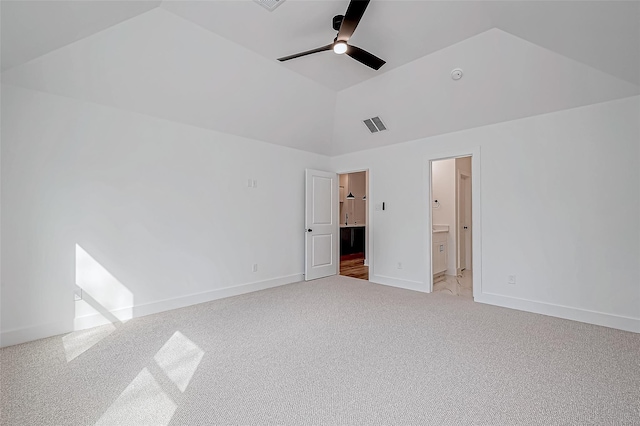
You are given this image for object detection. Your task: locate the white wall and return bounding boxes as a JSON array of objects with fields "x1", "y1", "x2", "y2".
[
  {"x1": 331, "y1": 96, "x2": 640, "y2": 332},
  {"x1": 2, "y1": 86, "x2": 638, "y2": 343},
  {"x1": 1, "y1": 84, "x2": 330, "y2": 346},
  {"x1": 431, "y1": 158, "x2": 457, "y2": 275}
]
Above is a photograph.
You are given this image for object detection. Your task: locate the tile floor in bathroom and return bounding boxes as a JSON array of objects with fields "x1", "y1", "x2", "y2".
[{"x1": 433, "y1": 269, "x2": 473, "y2": 298}]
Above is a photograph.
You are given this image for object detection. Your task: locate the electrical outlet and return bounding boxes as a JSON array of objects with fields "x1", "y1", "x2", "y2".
[
  {"x1": 397, "y1": 262, "x2": 403, "y2": 269},
  {"x1": 508, "y1": 275, "x2": 516, "y2": 285},
  {"x1": 247, "y1": 179, "x2": 253, "y2": 188},
  {"x1": 252, "y1": 179, "x2": 258, "y2": 188},
  {"x1": 252, "y1": 264, "x2": 258, "y2": 272}
]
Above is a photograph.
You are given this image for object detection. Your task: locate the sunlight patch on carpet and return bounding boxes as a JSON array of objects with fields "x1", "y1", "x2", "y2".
[
  {"x1": 95, "y1": 368, "x2": 176, "y2": 426},
  {"x1": 154, "y1": 331, "x2": 204, "y2": 392},
  {"x1": 62, "y1": 323, "x2": 116, "y2": 362}
]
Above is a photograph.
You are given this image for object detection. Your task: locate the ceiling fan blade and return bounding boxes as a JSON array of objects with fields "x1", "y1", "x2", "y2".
[
  {"x1": 337, "y1": 0, "x2": 370, "y2": 42},
  {"x1": 278, "y1": 44, "x2": 333, "y2": 62},
  {"x1": 346, "y1": 45, "x2": 385, "y2": 70}
]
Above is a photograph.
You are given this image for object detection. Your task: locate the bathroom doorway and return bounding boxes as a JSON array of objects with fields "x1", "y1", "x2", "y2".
[
  {"x1": 430, "y1": 156, "x2": 473, "y2": 297},
  {"x1": 338, "y1": 170, "x2": 369, "y2": 280}
]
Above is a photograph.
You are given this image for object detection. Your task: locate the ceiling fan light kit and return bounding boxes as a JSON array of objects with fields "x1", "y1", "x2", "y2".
[
  {"x1": 277, "y1": 0, "x2": 386, "y2": 70},
  {"x1": 333, "y1": 42, "x2": 348, "y2": 54}
]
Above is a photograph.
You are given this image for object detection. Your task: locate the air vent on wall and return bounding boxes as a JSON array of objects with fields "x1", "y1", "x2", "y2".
[
  {"x1": 363, "y1": 116, "x2": 388, "y2": 133},
  {"x1": 253, "y1": 0, "x2": 285, "y2": 11}
]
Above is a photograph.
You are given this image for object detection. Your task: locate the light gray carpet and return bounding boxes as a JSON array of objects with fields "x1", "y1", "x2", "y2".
[{"x1": 1, "y1": 275, "x2": 639, "y2": 425}]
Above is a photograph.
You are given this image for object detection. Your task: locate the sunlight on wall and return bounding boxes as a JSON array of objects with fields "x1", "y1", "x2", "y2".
[
  {"x1": 95, "y1": 368, "x2": 177, "y2": 426},
  {"x1": 75, "y1": 244, "x2": 134, "y2": 325},
  {"x1": 154, "y1": 331, "x2": 205, "y2": 392},
  {"x1": 65, "y1": 244, "x2": 135, "y2": 362},
  {"x1": 62, "y1": 323, "x2": 116, "y2": 362}
]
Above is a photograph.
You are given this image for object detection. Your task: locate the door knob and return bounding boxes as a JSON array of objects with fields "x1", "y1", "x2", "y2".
[{"x1": 307, "y1": 229, "x2": 313, "y2": 232}]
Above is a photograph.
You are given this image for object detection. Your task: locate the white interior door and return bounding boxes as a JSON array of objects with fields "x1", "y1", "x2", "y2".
[
  {"x1": 459, "y1": 175, "x2": 466, "y2": 271},
  {"x1": 458, "y1": 174, "x2": 471, "y2": 271},
  {"x1": 305, "y1": 169, "x2": 338, "y2": 281},
  {"x1": 463, "y1": 174, "x2": 472, "y2": 271}
]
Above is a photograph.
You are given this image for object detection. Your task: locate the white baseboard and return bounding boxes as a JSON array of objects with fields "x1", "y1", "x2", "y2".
[
  {"x1": 5, "y1": 274, "x2": 636, "y2": 347},
  {"x1": 370, "y1": 274, "x2": 427, "y2": 293},
  {"x1": 475, "y1": 292, "x2": 640, "y2": 333},
  {"x1": 0, "y1": 321, "x2": 71, "y2": 349},
  {"x1": 0, "y1": 273, "x2": 303, "y2": 348}
]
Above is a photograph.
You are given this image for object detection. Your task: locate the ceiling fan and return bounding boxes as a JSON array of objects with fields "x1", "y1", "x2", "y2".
[{"x1": 277, "y1": 0, "x2": 385, "y2": 70}]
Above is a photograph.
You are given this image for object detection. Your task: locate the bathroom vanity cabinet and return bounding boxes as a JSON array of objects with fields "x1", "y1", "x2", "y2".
[{"x1": 432, "y1": 231, "x2": 448, "y2": 275}]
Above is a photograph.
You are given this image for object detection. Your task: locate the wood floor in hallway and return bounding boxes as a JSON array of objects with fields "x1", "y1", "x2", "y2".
[{"x1": 340, "y1": 255, "x2": 368, "y2": 280}]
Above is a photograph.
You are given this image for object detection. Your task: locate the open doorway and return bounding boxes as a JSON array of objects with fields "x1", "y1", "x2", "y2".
[
  {"x1": 338, "y1": 170, "x2": 368, "y2": 280},
  {"x1": 431, "y1": 156, "x2": 472, "y2": 297}
]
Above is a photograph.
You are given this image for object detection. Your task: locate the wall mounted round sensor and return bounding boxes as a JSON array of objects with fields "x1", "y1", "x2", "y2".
[{"x1": 451, "y1": 68, "x2": 463, "y2": 80}]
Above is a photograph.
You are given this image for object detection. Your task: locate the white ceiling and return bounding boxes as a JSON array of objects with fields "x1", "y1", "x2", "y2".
[
  {"x1": 1, "y1": 1, "x2": 638, "y2": 155},
  {"x1": 1, "y1": 9, "x2": 337, "y2": 153},
  {"x1": 163, "y1": 0, "x2": 640, "y2": 90},
  {"x1": 332, "y1": 28, "x2": 640, "y2": 155},
  {"x1": 161, "y1": 0, "x2": 495, "y2": 91},
  {"x1": 1, "y1": 0, "x2": 161, "y2": 71},
  {"x1": 3, "y1": 1, "x2": 639, "y2": 90}
]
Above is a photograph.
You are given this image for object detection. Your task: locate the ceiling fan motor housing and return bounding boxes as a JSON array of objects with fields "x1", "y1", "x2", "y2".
[{"x1": 332, "y1": 15, "x2": 344, "y2": 31}]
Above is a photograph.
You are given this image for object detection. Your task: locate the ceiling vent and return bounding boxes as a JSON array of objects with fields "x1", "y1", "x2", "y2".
[
  {"x1": 363, "y1": 116, "x2": 388, "y2": 133},
  {"x1": 253, "y1": 0, "x2": 285, "y2": 11}
]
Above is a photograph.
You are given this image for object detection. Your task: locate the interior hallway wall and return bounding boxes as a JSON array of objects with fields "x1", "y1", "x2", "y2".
[
  {"x1": 431, "y1": 158, "x2": 457, "y2": 275},
  {"x1": 339, "y1": 172, "x2": 366, "y2": 226}
]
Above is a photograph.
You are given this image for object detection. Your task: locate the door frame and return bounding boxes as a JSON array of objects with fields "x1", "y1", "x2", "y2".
[
  {"x1": 335, "y1": 168, "x2": 371, "y2": 279},
  {"x1": 425, "y1": 148, "x2": 482, "y2": 299}
]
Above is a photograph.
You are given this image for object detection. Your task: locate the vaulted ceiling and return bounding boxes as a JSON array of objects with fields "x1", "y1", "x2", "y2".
[{"x1": 2, "y1": 1, "x2": 639, "y2": 156}]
